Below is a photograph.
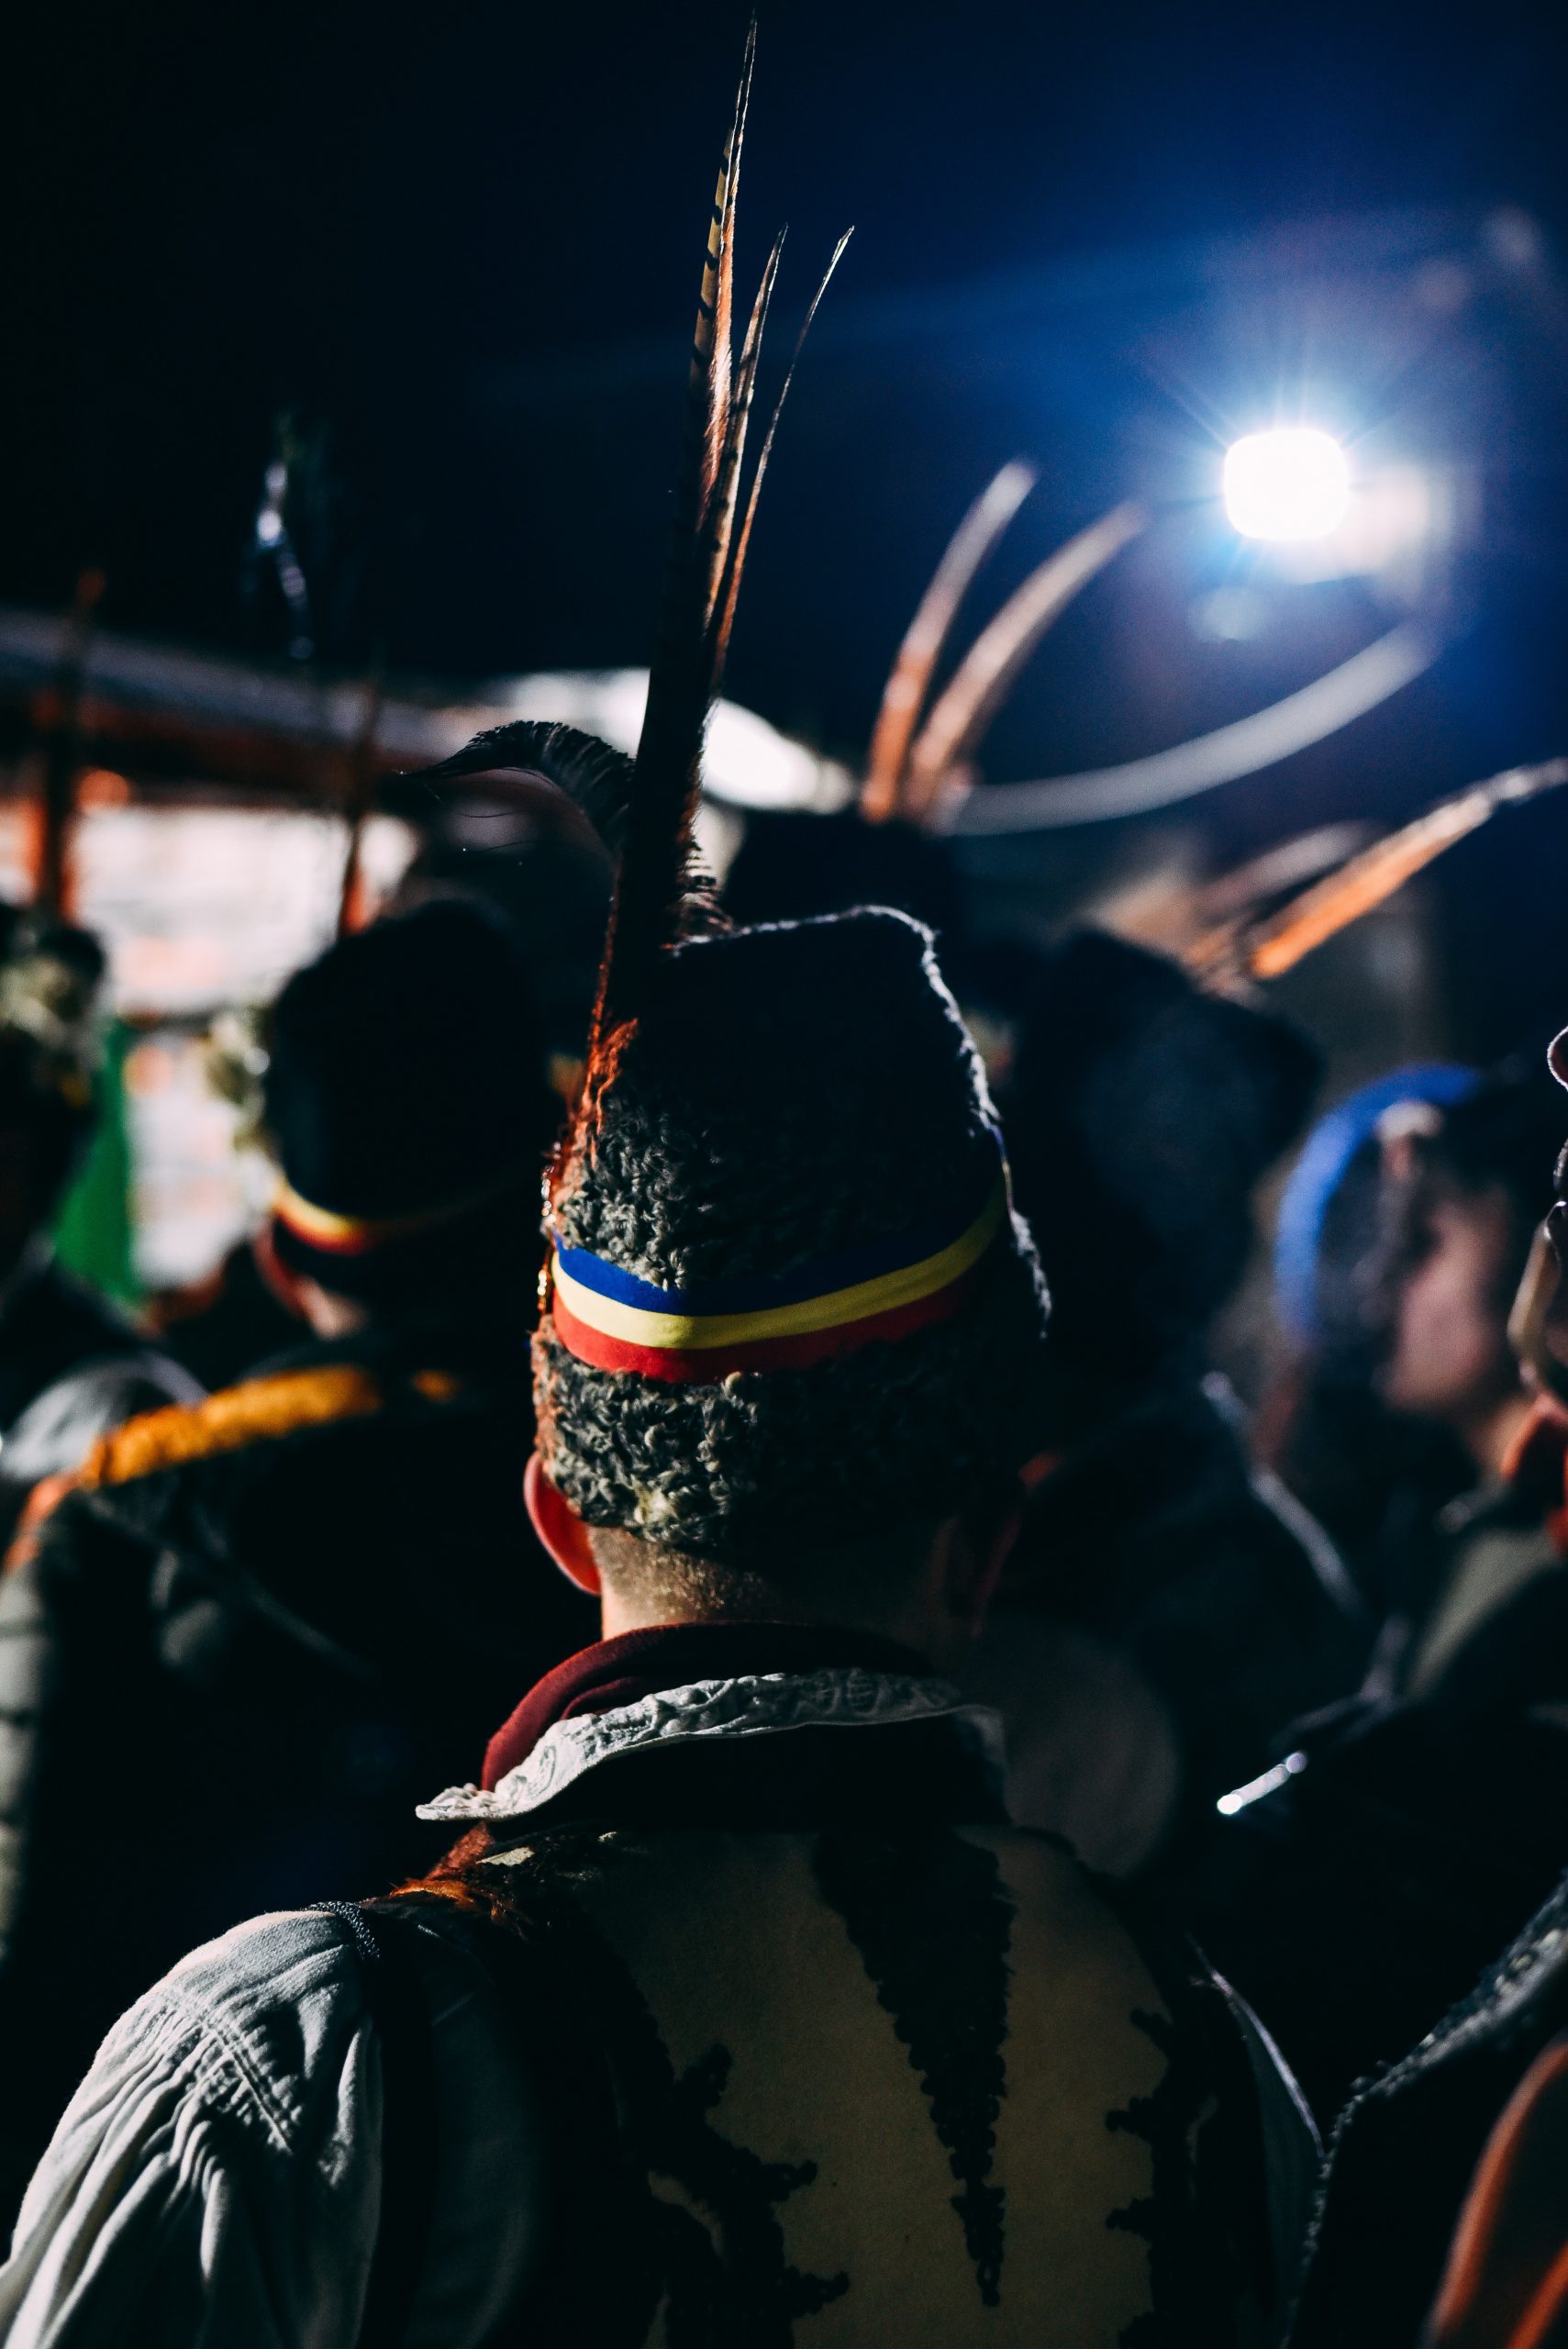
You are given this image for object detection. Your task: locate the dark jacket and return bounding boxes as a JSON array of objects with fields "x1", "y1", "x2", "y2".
[
  {"x1": 1196, "y1": 1473, "x2": 1568, "y2": 2121},
  {"x1": 988, "y1": 1375, "x2": 1366, "y2": 1874},
  {"x1": 1289, "y1": 1867, "x2": 1568, "y2": 2347},
  {"x1": 0, "y1": 1318, "x2": 594, "y2": 2213}
]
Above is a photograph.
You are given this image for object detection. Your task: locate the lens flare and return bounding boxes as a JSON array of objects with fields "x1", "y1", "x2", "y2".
[{"x1": 1224, "y1": 429, "x2": 1351, "y2": 541}]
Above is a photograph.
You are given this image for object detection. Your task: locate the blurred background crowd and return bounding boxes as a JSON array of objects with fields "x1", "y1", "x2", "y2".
[{"x1": 1, "y1": 0, "x2": 1567, "y2": 2335}]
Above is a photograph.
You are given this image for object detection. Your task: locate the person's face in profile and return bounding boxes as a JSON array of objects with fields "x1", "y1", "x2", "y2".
[{"x1": 1381, "y1": 1174, "x2": 1522, "y2": 1432}]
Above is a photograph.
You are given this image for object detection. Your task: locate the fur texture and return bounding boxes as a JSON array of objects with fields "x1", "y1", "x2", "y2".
[{"x1": 535, "y1": 909, "x2": 1051, "y2": 1560}]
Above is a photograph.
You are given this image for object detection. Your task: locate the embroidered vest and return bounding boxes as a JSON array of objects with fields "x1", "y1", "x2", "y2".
[{"x1": 384, "y1": 1816, "x2": 1280, "y2": 2347}]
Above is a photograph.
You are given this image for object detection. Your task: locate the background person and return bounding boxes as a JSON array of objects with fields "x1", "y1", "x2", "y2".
[
  {"x1": 0, "y1": 904, "x2": 196, "y2": 1532},
  {"x1": 966, "y1": 928, "x2": 1365, "y2": 1877},
  {"x1": 1196, "y1": 1060, "x2": 1568, "y2": 2120},
  {"x1": 0, "y1": 898, "x2": 593, "y2": 2216}
]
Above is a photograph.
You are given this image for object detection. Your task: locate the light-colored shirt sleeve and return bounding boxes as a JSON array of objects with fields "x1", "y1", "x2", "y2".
[{"x1": 0, "y1": 1908, "x2": 541, "y2": 2349}]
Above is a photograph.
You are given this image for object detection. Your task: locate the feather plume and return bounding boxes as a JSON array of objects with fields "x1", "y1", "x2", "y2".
[
  {"x1": 902, "y1": 501, "x2": 1146, "y2": 822},
  {"x1": 712, "y1": 228, "x2": 852, "y2": 677},
  {"x1": 1187, "y1": 755, "x2": 1568, "y2": 985},
  {"x1": 595, "y1": 29, "x2": 760, "y2": 1049},
  {"x1": 706, "y1": 225, "x2": 788, "y2": 669},
  {"x1": 694, "y1": 23, "x2": 754, "y2": 624},
  {"x1": 410, "y1": 34, "x2": 846, "y2": 1163},
  {"x1": 595, "y1": 29, "x2": 847, "y2": 1061},
  {"x1": 862, "y1": 463, "x2": 1036, "y2": 824}
]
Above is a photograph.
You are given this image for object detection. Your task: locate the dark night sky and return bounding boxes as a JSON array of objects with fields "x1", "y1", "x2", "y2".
[
  {"x1": 4, "y1": 0, "x2": 1567, "y2": 1025},
  {"x1": 4, "y1": 0, "x2": 1561, "y2": 631}
]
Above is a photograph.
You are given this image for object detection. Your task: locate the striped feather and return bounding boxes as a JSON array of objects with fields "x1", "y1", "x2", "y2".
[
  {"x1": 696, "y1": 23, "x2": 753, "y2": 619},
  {"x1": 1231, "y1": 758, "x2": 1568, "y2": 982},
  {"x1": 597, "y1": 30, "x2": 759, "y2": 1053},
  {"x1": 712, "y1": 228, "x2": 853, "y2": 678},
  {"x1": 903, "y1": 500, "x2": 1146, "y2": 822},
  {"x1": 862, "y1": 463, "x2": 1036, "y2": 825},
  {"x1": 706, "y1": 224, "x2": 787, "y2": 667}
]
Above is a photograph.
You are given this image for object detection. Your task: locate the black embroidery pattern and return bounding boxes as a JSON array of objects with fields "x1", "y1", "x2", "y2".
[
  {"x1": 1106, "y1": 2005, "x2": 1235, "y2": 2349},
  {"x1": 460, "y1": 1836, "x2": 850, "y2": 2346},
  {"x1": 627, "y1": 2035, "x2": 849, "y2": 2347},
  {"x1": 813, "y1": 1825, "x2": 1014, "y2": 2305}
]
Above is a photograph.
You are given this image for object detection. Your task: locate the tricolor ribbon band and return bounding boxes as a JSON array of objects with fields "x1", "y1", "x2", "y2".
[
  {"x1": 547, "y1": 1178, "x2": 1008, "y2": 1384},
  {"x1": 271, "y1": 1162, "x2": 527, "y2": 1258}
]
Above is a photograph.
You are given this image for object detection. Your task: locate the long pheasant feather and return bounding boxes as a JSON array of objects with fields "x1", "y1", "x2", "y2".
[
  {"x1": 706, "y1": 224, "x2": 787, "y2": 663},
  {"x1": 594, "y1": 33, "x2": 758, "y2": 1055},
  {"x1": 862, "y1": 463, "x2": 1036, "y2": 824},
  {"x1": 711, "y1": 228, "x2": 853, "y2": 681},
  {"x1": 903, "y1": 500, "x2": 1146, "y2": 821},
  {"x1": 1230, "y1": 757, "x2": 1568, "y2": 982},
  {"x1": 697, "y1": 23, "x2": 753, "y2": 621}
]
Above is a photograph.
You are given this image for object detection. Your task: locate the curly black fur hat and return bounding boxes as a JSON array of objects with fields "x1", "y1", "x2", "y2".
[{"x1": 535, "y1": 907, "x2": 1051, "y2": 1562}]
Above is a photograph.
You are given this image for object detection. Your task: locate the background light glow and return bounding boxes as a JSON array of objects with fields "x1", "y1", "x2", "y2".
[{"x1": 1224, "y1": 429, "x2": 1352, "y2": 541}]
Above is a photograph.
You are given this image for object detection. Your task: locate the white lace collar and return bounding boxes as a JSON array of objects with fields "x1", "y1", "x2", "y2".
[{"x1": 417, "y1": 1666, "x2": 1004, "y2": 1824}]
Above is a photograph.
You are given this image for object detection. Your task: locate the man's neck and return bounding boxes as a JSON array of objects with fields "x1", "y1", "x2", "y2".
[{"x1": 597, "y1": 1590, "x2": 909, "y2": 1645}]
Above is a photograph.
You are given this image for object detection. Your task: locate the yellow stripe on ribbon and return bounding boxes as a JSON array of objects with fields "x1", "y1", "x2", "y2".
[
  {"x1": 272, "y1": 1162, "x2": 526, "y2": 1253},
  {"x1": 550, "y1": 1182, "x2": 1007, "y2": 1353}
]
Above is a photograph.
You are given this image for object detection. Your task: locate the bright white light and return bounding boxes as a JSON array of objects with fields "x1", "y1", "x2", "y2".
[{"x1": 1224, "y1": 429, "x2": 1351, "y2": 542}]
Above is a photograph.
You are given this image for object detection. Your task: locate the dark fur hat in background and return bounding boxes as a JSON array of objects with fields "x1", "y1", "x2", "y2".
[
  {"x1": 999, "y1": 928, "x2": 1321, "y2": 1387},
  {"x1": 535, "y1": 907, "x2": 1051, "y2": 1562},
  {"x1": 380, "y1": 764, "x2": 613, "y2": 1071},
  {"x1": 263, "y1": 898, "x2": 557, "y2": 1305}
]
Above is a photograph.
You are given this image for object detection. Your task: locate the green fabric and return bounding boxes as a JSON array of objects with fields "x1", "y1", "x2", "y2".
[{"x1": 51, "y1": 1020, "x2": 139, "y2": 1307}]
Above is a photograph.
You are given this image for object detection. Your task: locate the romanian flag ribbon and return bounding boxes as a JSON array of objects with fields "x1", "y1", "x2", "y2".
[{"x1": 546, "y1": 1163, "x2": 1008, "y2": 1384}]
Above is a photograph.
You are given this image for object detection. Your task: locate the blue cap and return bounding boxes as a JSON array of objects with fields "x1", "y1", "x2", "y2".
[{"x1": 1273, "y1": 1063, "x2": 1481, "y2": 1344}]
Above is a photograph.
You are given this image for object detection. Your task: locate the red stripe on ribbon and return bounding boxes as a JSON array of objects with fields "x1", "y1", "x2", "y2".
[{"x1": 549, "y1": 1264, "x2": 982, "y2": 1383}]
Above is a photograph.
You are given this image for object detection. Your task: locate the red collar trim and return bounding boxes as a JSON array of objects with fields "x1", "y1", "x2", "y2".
[{"x1": 482, "y1": 1622, "x2": 935, "y2": 1790}]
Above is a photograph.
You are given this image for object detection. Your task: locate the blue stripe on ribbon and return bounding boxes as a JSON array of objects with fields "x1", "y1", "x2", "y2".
[{"x1": 553, "y1": 1130, "x2": 1005, "y2": 1319}]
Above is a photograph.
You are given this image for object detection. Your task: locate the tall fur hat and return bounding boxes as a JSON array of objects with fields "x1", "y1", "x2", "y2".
[{"x1": 536, "y1": 906, "x2": 1051, "y2": 1560}]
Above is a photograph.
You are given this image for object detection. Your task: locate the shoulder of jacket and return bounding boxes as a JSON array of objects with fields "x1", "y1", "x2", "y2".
[
  {"x1": 50, "y1": 1909, "x2": 393, "y2": 2189},
  {"x1": 75, "y1": 1363, "x2": 388, "y2": 1491}
]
